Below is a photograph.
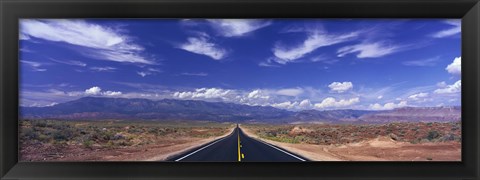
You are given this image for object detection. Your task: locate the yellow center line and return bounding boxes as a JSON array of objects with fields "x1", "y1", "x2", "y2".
[{"x1": 237, "y1": 128, "x2": 241, "y2": 162}]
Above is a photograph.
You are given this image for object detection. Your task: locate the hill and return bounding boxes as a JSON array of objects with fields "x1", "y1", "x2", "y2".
[{"x1": 21, "y1": 97, "x2": 461, "y2": 124}]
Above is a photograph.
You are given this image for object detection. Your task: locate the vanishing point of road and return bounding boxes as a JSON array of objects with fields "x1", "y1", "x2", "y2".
[{"x1": 168, "y1": 125, "x2": 308, "y2": 162}]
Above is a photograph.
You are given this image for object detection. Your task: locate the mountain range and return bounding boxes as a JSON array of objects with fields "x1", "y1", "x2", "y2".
[{"x1": 21, "y1": 97, "x2": 461, "y2": 124}]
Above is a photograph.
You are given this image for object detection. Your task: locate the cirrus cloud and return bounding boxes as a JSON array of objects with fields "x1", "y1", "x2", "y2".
[
  {"x1": 207, "y1": 19, "x2": 271, "y2": 37},
  {"x1": 179, "y1": 36, "x2": 228, "y2": 60},
  {"x1": 20, "y1": 19, "x2": 156, "y2": 64}
]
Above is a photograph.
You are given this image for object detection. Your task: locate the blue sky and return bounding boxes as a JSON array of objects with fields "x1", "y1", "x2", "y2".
[{"x1": 19, "y1": 19, "x2": 461, "y2": 111}]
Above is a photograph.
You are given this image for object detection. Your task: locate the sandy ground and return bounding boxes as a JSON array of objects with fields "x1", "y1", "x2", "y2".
[
  {"x1": 21, "y1": 127, "x2": 236, "y2": 161},
  {"x1": 240, "y1": 125, "x2": 461, "y2": 161}
]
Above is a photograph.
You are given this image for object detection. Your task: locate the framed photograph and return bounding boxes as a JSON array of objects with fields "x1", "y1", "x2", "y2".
[{"x1": 1, "y1": 0, "x2": 479, "y2": 179}]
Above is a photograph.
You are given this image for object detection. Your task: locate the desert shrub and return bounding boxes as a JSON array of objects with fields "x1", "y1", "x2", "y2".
[
  {"x1": 53, "y1": 131, "x2": 68, "y2": 141},
  {"x1": 21, "y1": 127, "x2": 38, "y2": 140},
  {"x1": 83, "y1": 140, "x2": 93, "y2": 148},
  {"x1": 440, "y1": 134, "x2": 456, "y2": 141},
  {"x1": 266, "y1": 132, "x2": 277, "y2": 137},
  {"x1": 33, "y1": 121, "x2": 47, "y2": 128},
  {"x1": 426, "y1": 130, "x2": 440, "y2": 141}
]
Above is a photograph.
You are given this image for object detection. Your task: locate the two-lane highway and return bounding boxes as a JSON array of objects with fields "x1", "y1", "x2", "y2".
[{"x1": 168, "y1": 125, "x2": 307, "y2": 162}]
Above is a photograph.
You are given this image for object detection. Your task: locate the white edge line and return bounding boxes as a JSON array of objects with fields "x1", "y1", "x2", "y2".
[
  {"x1": 252, "y1": 134, "x2": 307, "y2": 161},
  {"x1": 174, "y1": 129, "x2": 235, "y2": 162}
]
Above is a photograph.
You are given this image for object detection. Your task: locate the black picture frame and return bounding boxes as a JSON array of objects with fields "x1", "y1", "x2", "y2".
[{"x1": 1, "y1": 0, "x2": 479, "y2": 179}]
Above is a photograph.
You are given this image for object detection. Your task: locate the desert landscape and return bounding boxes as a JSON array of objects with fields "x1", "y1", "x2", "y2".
[
  {"x1": 19, "y1": 97, "x2": 461, "y2": 161},
  {"x1": 241, "y1": 122, "x2": 461, "y2": 161},
  {"x1": 20, "y1": 119, "x2": 234, "y2": 161}
]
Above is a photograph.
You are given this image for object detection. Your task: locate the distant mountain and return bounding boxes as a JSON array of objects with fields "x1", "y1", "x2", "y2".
[
  {"x1": 21, "y1": 97, "x2": 293, "y2": 122},
  {"x1": 21, "y1": 97, "x2": 461, "y2": 124},
  {"x1": 358, "y1": 106, "x2": 461, "y2": 123}
]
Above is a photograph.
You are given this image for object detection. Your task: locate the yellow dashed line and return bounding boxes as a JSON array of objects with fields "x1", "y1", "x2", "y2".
[{"x1": 238, "y1": 129, "x2": 241, "y2": 162}]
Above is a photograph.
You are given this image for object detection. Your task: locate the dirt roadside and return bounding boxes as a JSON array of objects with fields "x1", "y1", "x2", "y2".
[
  {"x1": 240, "y1": 125, "x2": 461, "y2": 161},
  {"x1": 146, "y1": 126, "x2": 236, "y2": 161}
]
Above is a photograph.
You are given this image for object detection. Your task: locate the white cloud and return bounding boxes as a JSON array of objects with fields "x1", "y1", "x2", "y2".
[
  {"x1": 247, "y1": 89, "x2": 270, "y2": 99},
  {"x1": 369, "y1": 101, "x2": 408, "y2": 110},
  {"x1": 179, "y1": 37, "x2": 227, "y2": 60},
  {"x1": 299, "y1": 99, "x2": 313, "y2": 108},
  {"x1": 137, "y1": 71, "x2": 152, "y2": 77},
  {"x1": 328, "y1": 82, "x2": 353, "y2": 93},
  {"x1": 90, "y1": 66, "x2": 116, "y2": 72},
  {"x1": 437, "y1": 81, "x2": 447, "y2": 87},
  {"x1": 402, "y1": 56, "x2": 439, "y2": 66},
  {"x1": 207, "y1": 19, "x2": 271, "y2": 37},
  {"x1": 408, "y1": 92, "x2": 429, "y2": 101},
  {"x1": 20, "y1": 19, "x2": 155, "y2": 64},
  {"x1": 85, "y1": 86, "x2": 102, "y2": 95},
  {"x1": 136, "y1": 68, "x2": 161, "y2": 77},
  {"x1": 173, "y1": 88, "x2": 233, "y2": 100},
  {"x1": 85, "y1": 86, "x2": 122, "y2": 96},
  {"x1": 148, "y1": 68, "x2": 162, "y2": 73},
  {"x1": 49, "y1": 58, "x2": 87, "y2": 67},
  {"x1": 276, "y1": 88, "x2": 304, "y2": 96},
  {"x1": 21, "y1": 60, "x2": 47, "y2": 72},
  {"x1": 434, "y1": 80, "x2": 461, "y2": 94},
  {"x1": 431, "y1": 20, "x2": 461, "y2": 38},
  {"x1": 181, "y1": 72, "x2": 208, "y2": 76},
  {"x1": 19, "y1": 33, "x2": 30, "y2": 40},
  {"x1": 337, "y1": 41, "x2": 403, "y2": 58},
  {"x1": 377, "y1": 95, "x2": 383, "y2": 99},
  {"x1": 446, "y1": 56, "x2": 461, "y2": 75},
  {"x1": 314, "y1": 97, "x2": 360, "y2": 109},
  {"x1": 271, "y1": 101, "x2": 299, "y2": 110},
  {"x1": 272, "y1": 31, "x2": 358, "y2": 64},
  {"x1": 103, "y1": 91, "x2": 122, "y2": 96}
]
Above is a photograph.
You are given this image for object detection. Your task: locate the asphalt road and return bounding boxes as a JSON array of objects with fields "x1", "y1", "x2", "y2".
[{"x1": 168, "y1": 125, "x2": 307, "y2": 162}]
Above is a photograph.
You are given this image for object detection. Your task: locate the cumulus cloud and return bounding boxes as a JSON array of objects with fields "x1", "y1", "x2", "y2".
[
  {"x1": 85, "y1": 86, "x2": 122, "y2": 96},
  {"x1": 434, "y1": 80, "x2": 461, "y2": 94},
  {"x1": 247, "y1": 89, "x2": 270, "y2": 99},
  {"x1": 337, "y1": 41, "x2": 403, "y2": 58},
  {"x1": 271, "y1": 31, "x2": 358, "y2": 64},
  {"x1": 314, "y1": 97, "x2": 360, "y2": 109},
  {"x1": 173, "y1": 88, "x2": 233, "y2": 100},
  {"x1": 85, "y1": 86, "x2": 102, "y2": 95},
  {"x1": 328, "y1": 82, "x2": 353, "y2": 93},
  {"x1": 431, "y1": 20, "x2": 461, "y2": 38},
  {"x1": 207, "y1": 19, "x2": 271, "y2": 37},
  {"x1": 446, "y1": 57, "x2": 461, "y2": 75},
  {"x1": 408, "y1": 92, "x2": 429, "y2": 101},
  {"x1": 369, "y1": 101, "x2": 408, "y2": 110},
  {"x1": 103, "y1": 91, "x2": 122, "y2": 96},
  {"x1": 179, "y1": 37, "x2": 227, "y2": 60},
  {"x1": 20, "y1": 19, "x2": 155, "y2": 64},
  {"x1": 275, "y1": 88, "x2": 304, "y2": 96},
  {"x1": 299, "y1": 99, "x2": 313, "y2": 108}
]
